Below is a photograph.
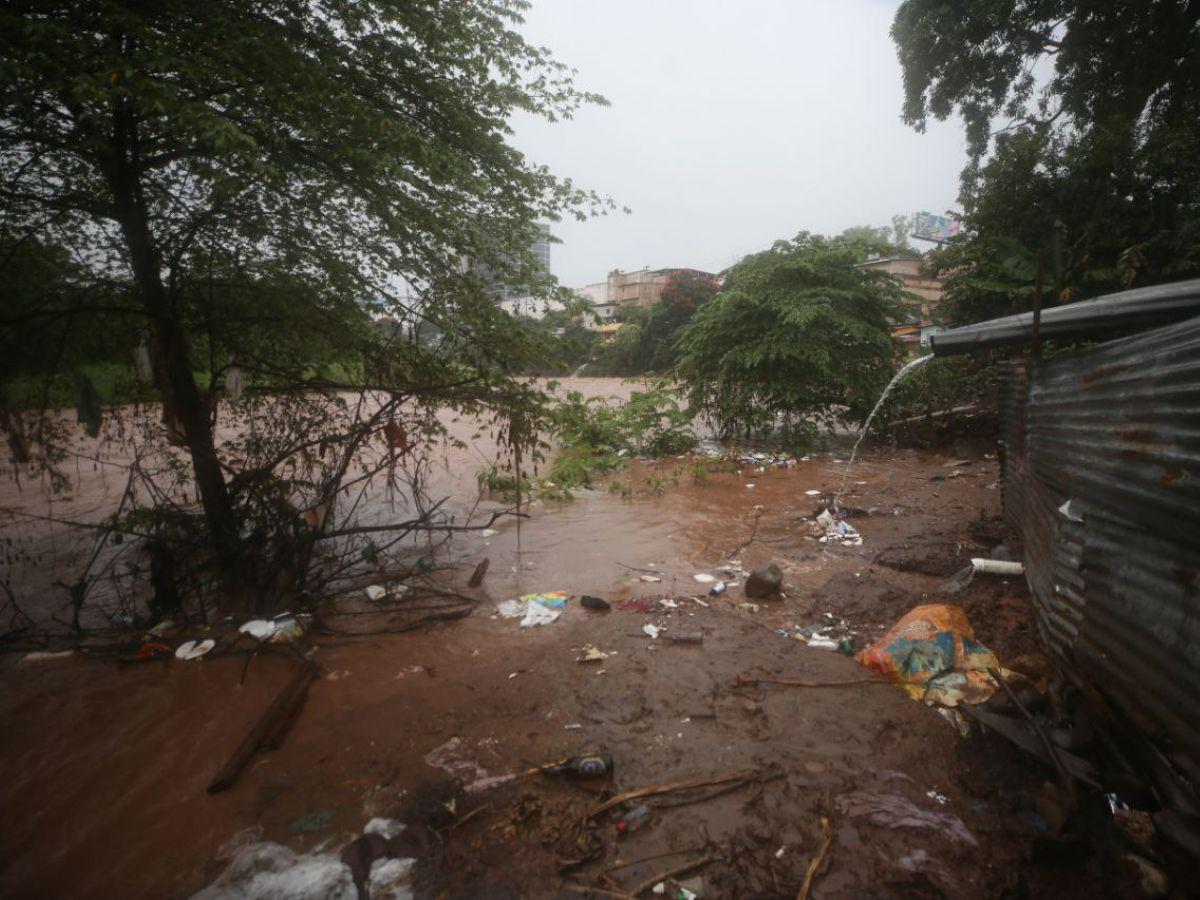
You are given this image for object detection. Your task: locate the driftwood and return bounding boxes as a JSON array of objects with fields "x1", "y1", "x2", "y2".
[
  {"x1": 734, "y1": 674, "x2": 888, "y2": 688},
  {"x1": 207, "y1": 659, "x2": 318, "y2": 793},
  {"x1": 587, "y1": 769, "x2": 759, "y2": 820},
  {"x1": 797, "y1": 811, "x2": 832, "y2": 900},
  {"x1": 628, "y1": 853, "x2": 718, "y2": 898},
  {"x1": 468, "y1": 557, "x2": 490, "y2": 587}
]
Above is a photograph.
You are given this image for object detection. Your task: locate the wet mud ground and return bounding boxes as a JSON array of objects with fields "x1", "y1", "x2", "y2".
[{"x1": 0, "y1": 445, "x2": 1137, "y2": 898}]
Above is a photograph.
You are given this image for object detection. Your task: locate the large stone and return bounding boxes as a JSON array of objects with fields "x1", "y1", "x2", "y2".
[{"x1": 744, "y1": 563, "x2": 783, "y2": 599}]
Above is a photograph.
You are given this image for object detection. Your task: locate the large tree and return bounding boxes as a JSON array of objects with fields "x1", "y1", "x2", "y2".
[
  {"x1": 674, "y1": 233, "x2": 904, "y2": 448},
  {"x1": 893, "y1": 0, "x2": 1200, "y2": 322},
  {"x1": 1, "y1": 0, "x2": 607, "y2": 613}
]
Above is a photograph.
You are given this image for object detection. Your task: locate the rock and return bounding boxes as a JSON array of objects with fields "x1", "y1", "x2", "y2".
[
  {"x1": 744, "y1": 563, "x2": 783, "y2": 599},
  {"x1": 581, "y1": 595, "x2": 610, "y2": 612}
]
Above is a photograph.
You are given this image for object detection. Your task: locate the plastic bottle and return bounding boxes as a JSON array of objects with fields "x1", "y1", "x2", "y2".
[{"x1": 542, "y1": 753, "x2": 614, "y2": 779}]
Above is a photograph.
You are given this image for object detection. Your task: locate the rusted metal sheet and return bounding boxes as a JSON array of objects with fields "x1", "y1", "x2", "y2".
[{"x1": 997, "y1": 314, "x2": 1200, "y2": 768}]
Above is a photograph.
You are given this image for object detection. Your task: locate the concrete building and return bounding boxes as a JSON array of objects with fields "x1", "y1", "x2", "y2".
[
  {"x1": 855, "y1": 255, "x2": 945, "y2": 324},
  {"x1": 856, "y1": 255, "x2": 947, "y2": 358},
  {"x1": 497, "y1": 295, "x2": 563, "y2": 320},
  {"x1": 576, "y1": 267, "x2": 718, "y2": 330},
  {"x1": 481, "y1": 223, "x2": 552, "y2": 304}
]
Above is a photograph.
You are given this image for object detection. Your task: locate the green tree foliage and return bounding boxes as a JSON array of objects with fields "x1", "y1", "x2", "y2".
[
  {"x1": 674, "y1": 233, "x2": 905, "y2": 449},
  {"x1": 509, "y1": 295, "x2": 601, "y2": 376},
  {"x1": 894, "y1": 1, "x2": 1200, "y2": 324},
  {"x1": 592, "y1": 271, "x2": 718, "y2": 375},
  {"x1": 0, "y1": 0, "x2": 607, "y2": 608},
  {"x1": 838, "y1": 217, "x2": 913, "y2": 256}
]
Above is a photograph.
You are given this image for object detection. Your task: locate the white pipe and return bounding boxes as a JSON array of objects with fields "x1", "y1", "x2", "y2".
[{"x1": 970, "y1": 558, "x2": 1024, "y2": 576}]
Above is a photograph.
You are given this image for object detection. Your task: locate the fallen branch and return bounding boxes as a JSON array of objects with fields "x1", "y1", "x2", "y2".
[
  {"x1": 735, "y1": 674, "x2": 888, "y2": 688},
  {"x1": 629, "y1": 853, "x2": 718, "y2": 898},
  {"x1": 207, "y1": 659, "x2": 318, "y2": 793},
  {"x1": 468, "y1": 558, "x2": 490, "y2": 587},
  {"x1": 588, "y1": 769, "x2": 759, "y2": 820},
  {"x1": 797, "y1": 811, "x2": 832, "y2": 900},
  {"x1": 615, "y1": 561, "x2": 661, "y2": 575},
  {"x1": 604, "y1": 846, "x2": 709, "y2": 875},
  {"x1": 560, "y1": 883, "x2": 632, "y2": 900},
  {"x1": 988, "y1": 666, "x2": 1077, "y2": 803},
  {"x1": 726, "y1": 505, "x2": 764, "y2": 559}
]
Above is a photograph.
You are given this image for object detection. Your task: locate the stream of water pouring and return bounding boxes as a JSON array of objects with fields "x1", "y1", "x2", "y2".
[{"x1": 833, "y1": 353, "x2": 933, "y2": 509}]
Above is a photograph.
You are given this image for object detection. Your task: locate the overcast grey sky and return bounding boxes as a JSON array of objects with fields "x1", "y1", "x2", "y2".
[{"x1": 510, "y1": 0, "x2": 967, "y2": 289}]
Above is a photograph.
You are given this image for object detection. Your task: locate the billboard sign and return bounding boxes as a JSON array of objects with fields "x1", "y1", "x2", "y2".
[{"x1": 912, "y1": 211, "x2": 960, "y2": 243}]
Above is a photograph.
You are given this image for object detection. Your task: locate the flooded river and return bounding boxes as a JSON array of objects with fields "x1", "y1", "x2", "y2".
[{"x1": 1, "y1": 379, "x2": 1058, "y2": 899}]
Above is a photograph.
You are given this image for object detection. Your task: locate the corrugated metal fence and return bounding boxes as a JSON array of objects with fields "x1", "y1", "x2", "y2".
[{"x1": 998, "y1": 314, "x2": 1200, "y2": 770}]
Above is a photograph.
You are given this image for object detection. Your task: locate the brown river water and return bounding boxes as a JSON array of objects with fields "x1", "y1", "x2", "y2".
[{"x1": 1, "y1": 379, "x2": 1084, "y2": 898}]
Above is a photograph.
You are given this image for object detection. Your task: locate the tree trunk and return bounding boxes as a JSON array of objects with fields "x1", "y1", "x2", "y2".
[{"x1": 102, "y1": 87, "x2": 244, "y2": 597}]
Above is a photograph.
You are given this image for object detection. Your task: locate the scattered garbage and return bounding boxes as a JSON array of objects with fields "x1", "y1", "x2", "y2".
[
  {"x1": 693, "y1": 573, "x2": 716, "y2": 584},
  {"x1": 239, "y1": 619, "x2": 279, "y2": 641},
  {"x1": 805, "y1": 489, "x2": 822, "y2": 496},
  {"x1": 855, "y1": 604, "x2": 1002, "y2": 706},
  {"x1": 496, "y1": 592, "x2": 568, "y2": 627},
  {"x1": 193, "y1": 818, "x2": 415, "y2": 900},
  {"x1": 21, "y1": 650, "x2": 76, "y2": 663},
  {"x1": 192, "y1": 841, "x2": 358, "y2": 899},
  {"x1": 237, "y1": 615, "x2": 307, "y2": 644},
  {"x1": 642, "y1": 624, "x2": 662, "y2": 640},
  {"x1": 836, "y1": 791, "x2": 977, "y2": 845},
  {"x1": 288, "y1": 810, "x2": 334, "y2": 835},
  {"x1": 577, "y1": 644, "x2": 612, "y2": 663},
  {"x1": 148, "y1": 619, "x2": 176, "y2": 637},
  {"x1": 639, "y1": 574, "x2": 663, "y2": 583},
  {"x1": 941, "y1": 557, "x2": 1025, "y2": 594},
  {"x1": 480, "y1": 528, "x2": 498, "y2": 538},
  {"x1": 812, "y1": 508, "x2": 863, "y2": 546},
  {"x1": 134, "y1": 641, "x2": 172, "y2": 661},
  {"x1": 364, "y1": 585, "x2": 387, "y2": 601},
  {"x1": 542, "y1": 753, "x2": 614, "y2": 779},
  {"x1": 175, "y1": 639, "x2": 216, "y2": 661},
  {"x1": 581, "y1": 595, "x2": 611, "y2": 611},
  {"x1": 271, "y1": 616, "x2": 305, "y2": 643},
  {"x1": 424, "y1": 736, "x2": 489, "y2": 784},
  {"x1": 709, "y1": 581, "x2": 727, "y2": 596},
  {"x1": 617, "y1": 803, "x2": 651, "y2": 836},
  {"x1": 744, "y1": 563, "x2": 783, "y2": 599}
]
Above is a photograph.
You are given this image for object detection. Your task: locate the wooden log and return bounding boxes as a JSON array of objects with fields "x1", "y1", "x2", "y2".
[
  {"x1": 468, "y1": 557, "x2": 490, "y2": 588},
  {"x1": 207, "y1": 660, "x2": 317, "y2": 793}
]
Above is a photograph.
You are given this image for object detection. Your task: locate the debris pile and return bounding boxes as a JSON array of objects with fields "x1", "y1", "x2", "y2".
[{"x1": 855, "y1": 604, "x2": 1002, "y2": 707}]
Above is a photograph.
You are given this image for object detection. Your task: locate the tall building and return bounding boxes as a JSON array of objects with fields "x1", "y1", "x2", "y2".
[{"x1": 482, "y1": 223, "x2": 551, "y2": 304}]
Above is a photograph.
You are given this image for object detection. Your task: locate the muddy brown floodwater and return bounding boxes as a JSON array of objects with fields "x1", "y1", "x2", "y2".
[{"x1": 1, "y1": 381, "x2": 1111, "y2": 898}]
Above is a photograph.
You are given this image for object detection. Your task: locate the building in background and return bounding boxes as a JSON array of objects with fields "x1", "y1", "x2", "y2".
[
  {"x1": 481, "y1": 223, "x2": 552, "y2": 304},
  {"x1": 576, "y1": 266, "x2": 718, "y2": 330},
  {"x1": 855, "y1": 255, "x2": 946, "y2": 358}
]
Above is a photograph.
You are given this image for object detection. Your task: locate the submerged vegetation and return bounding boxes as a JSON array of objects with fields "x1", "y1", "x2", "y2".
[
  {"x1": 477, "y1": 382, "x2": 697, "y2": 503},
  {"x1": 675, "y1": 233, "x2": 906, "y2": 451}
]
